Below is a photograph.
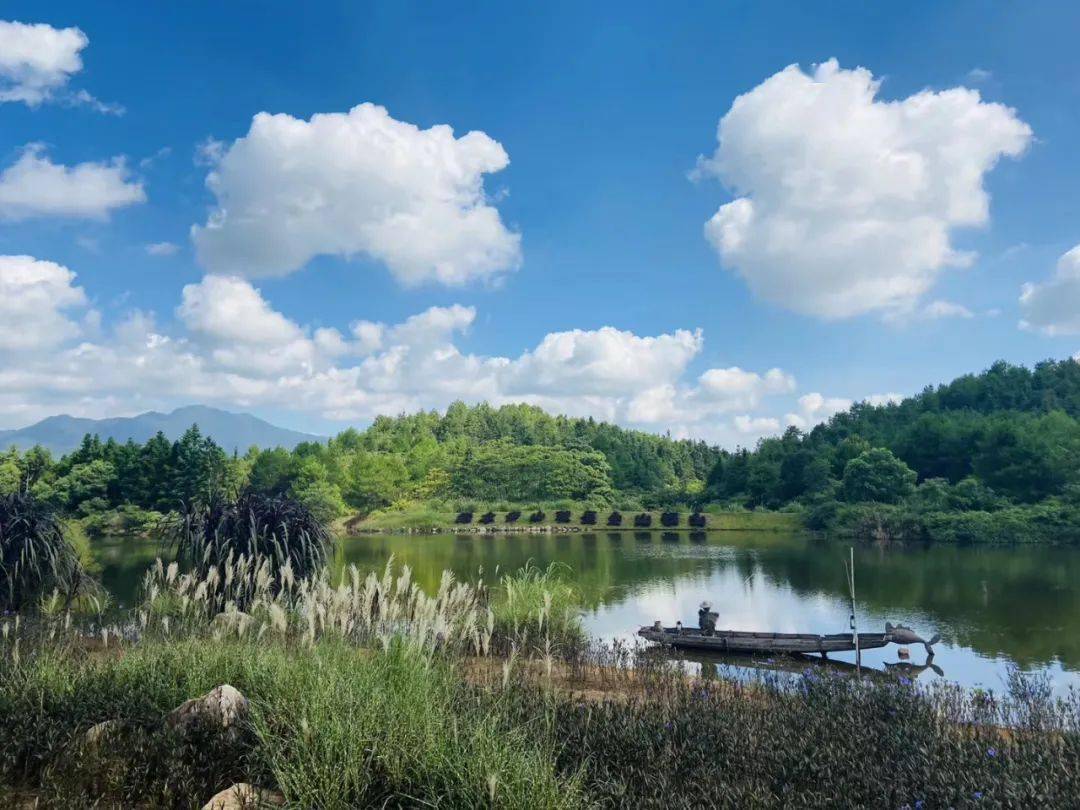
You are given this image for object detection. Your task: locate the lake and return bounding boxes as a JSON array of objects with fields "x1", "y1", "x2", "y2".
[{"x1": 91, "y1": 530, "x2": 1080, "y2": 693}]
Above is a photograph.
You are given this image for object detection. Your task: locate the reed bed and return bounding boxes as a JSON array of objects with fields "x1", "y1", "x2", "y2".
[{"x1": 2, "y1": 558, "x2": 1079, "y2": 807}]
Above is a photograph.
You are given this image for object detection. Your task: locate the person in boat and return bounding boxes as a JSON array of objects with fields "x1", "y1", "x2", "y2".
[{"x1": 697, "y1": 601, "x2": 718, "y2": 635}]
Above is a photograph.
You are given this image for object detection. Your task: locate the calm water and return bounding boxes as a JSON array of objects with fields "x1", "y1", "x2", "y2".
[{"x1": 91, "y1": 530, "x2": 1080, "y2": 693}]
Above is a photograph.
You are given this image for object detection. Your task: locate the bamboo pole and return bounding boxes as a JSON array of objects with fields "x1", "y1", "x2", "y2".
[{"x1": 848, "y1": 546, "x2": 861, "y2": 675}]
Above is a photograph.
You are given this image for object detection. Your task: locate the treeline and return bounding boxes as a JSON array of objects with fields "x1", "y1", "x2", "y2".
[
  {"x1": 707, "y1": 359, "x2": 1080, "y2": 543},
  {"x1": 6, "y1": 360, "x2": 1080, "y2": 542},
  {"x1": 0, "y1": 402, "x2": 719, "y2": 533}
]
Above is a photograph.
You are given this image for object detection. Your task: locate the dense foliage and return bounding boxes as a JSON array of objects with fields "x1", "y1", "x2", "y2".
[
  {"x1": 5, "y1": 359, "x2": 1080, "y2": 541},
  {"x1": 162, "y1": 492, "x2": 331, "y2": 590},
  {"x1": 704, "y1": 359, "x2": 1080, "y2": 542},
  {"x1": 0, "y1": 493, "x2": 87, "y2": 611}
]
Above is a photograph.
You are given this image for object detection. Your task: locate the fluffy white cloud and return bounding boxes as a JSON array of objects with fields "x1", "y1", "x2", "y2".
[
  {"x1": 785, "y1": 392, "x2": 853, "y2": 430},
  {"x1": 0, "y1": 145, "x2": 145, "y2": 220},
  {"x1": 1019, "y1": 244, "x2": 1080, "y2": 335},
  {"x1": 192, "y1": 103, "x2": 521, "y2": 284},
  {"x1": 0, "y1": 260, "x2": 826, "y2": 446},
  {"x1": 0, "y1": 20, "x2": 85, "y2": 105},
  {"x1": 0, "y1": 20, "x2": 118, "y2": 112},
  {"x1": 697, "y1": 59, "x2": 1032, "y2": 319},
  {"x1": 503, "y1": 327, "x2": 703, "y2": 398},
  {"x1": 0, "y1": 255, "x2": 87, "y2": 351}
]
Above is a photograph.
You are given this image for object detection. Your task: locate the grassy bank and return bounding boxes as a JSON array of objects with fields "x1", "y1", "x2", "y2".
[
  {"x1": 352, "y1": 501, "x2": 804, "y2": 533},
  {"x1": 3, "y1": 628, "x2": 1079, "y2": 807}
]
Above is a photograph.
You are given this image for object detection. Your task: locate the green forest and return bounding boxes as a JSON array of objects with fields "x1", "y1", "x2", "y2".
[{"x1": 5, "y1": 358, "x2": 1080, "y2": 543}]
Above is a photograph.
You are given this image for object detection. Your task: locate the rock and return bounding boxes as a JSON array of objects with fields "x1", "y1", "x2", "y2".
[
  {"x1": 81, "y1": 719, "x2": 122, "y2": 749},
  {"x1": 167, "y1": 684, "x2": 249, "y2": 733},
  {"x1": 201, "y1": 783, "x2": 285, "y2": 809}
]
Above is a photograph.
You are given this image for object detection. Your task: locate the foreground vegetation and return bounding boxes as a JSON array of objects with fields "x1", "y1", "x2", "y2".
[{"x1": 2, "y1": 573, "x2": 1079, "y2": 807}]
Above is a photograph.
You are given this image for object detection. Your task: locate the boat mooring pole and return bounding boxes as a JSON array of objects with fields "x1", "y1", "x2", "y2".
[{"x1": 848, "y1": 547, "x2": 861, "y2": 675}]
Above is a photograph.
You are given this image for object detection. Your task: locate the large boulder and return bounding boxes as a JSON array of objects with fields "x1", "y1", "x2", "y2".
[
  {"x1": 202, "y1": 783, "x2": 285, "y2": 809},
  {"x1": 167, "y1": 684, "x2": 249, "y2": 735}
]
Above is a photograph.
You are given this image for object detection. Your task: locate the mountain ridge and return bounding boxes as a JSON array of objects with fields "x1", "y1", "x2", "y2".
[{"x1": 0, "y1": 405, "x2": 324, "y2": 455}]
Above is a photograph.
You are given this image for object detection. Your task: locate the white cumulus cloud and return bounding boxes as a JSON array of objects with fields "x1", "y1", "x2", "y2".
[
  {"x1": 0, "y1": 255, "x2": 87, "y2": 351},
  {"x1": 192, "y1": 103, "x2": 521, "y2": 285},
  {"x1": 0, "y1": 20, "x2": 85, "y2": 105},
  {"x1": 0, "y1": 261, "x2": 821, "y2": 447},
  {"x1": 785, "y1": 392, "x2": 853, "y2": 430},
  {"x1": 0, "y1": 145, "x2": 145, "y2": 220},
  {"x1": 697, "y1": 58, "x2": 1032, "y2": 319},
  {"x1": 1019, "y1": 244, "x2": 1080, "y2": 335},
  {"x1": 0, "y1": 20, "x2": 119, "y2": 112}
]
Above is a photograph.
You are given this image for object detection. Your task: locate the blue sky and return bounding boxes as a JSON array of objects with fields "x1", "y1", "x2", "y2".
[{"x1": 2, "y1": 2, "x2": 1080, "y2": 444}]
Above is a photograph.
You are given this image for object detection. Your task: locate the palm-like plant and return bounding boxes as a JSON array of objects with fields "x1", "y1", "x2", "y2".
[
  {"x1": 0, "y1": 493, "x2": 85, "y2": 612},
  {"x1": 162, "y1": 492, "x2": 331, "y2": 588}
]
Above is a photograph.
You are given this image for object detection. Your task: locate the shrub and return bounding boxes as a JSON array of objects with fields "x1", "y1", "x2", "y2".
[
  {"x1": 505, "y1": 510, "x2": 521, "y2": 523},
  {"x1": 554, "y1": 510, "x2": 572, "y2": 524},
  {"x1": 479, "y1": 511, "x2": 495, "y2": 525},
  {"x1": 688, "y1": 513, "x2": 706, "y2": 528},
  {"x1": 660, "y1": 512, "x2": 679, "y2": 527},
  {"x1": 162, "y1": 493, "x2": 331, "y2": 591},
  {"x1": 0, "y1": 492, "x2": 89, "y2": 612},
  {"x1": 580, "y1": 510, "x2": 597, "y2": 525},
  {"x1": 606, "y1": 511, "x2": 622, "y2": 526},
  {"x1": 455, "y1": 512, "x2": 473, "y2": 524},
  {"x1": 633, "y1": 513, "x2": 652, "y2": 528},
  {"x1": 528, "y1": 511, "x2": 545, "y2": 523}
]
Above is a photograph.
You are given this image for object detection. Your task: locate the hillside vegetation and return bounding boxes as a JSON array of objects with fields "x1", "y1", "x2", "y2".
[{"x1": 4, "y1": 359, "x2": 1080, "y2": 542}]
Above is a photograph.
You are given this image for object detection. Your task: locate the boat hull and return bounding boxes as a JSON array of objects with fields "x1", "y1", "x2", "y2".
[{"x1": 638, "y1": 627, "x2": 893, "y2": 655}]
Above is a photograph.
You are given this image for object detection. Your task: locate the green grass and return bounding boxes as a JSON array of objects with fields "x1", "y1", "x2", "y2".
[
  {"x1": 0, "y1": 637, "x2": 580, "y2": 808},
  {"x1": 4, "y1": 630, "x2": 1080, "y2": 808},
  {"x1": 491, "y1": 562, "x2": 586, "y2": 653}
]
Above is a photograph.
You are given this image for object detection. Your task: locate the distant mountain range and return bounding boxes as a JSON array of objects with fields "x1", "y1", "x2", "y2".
[{"x1": 0, "y1": 406, "x2": 324, "y2": 455}]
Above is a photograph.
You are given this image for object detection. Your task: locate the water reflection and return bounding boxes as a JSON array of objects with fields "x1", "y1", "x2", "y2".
[
  {"x1": 653, "y1": 646, "x2": 946, "y2": 684},
  {"x1": 90, "y1": 529, "x2": 1080, "y2": 692}
]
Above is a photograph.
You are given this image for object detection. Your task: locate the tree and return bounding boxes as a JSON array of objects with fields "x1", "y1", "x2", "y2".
[
  {"x1": 842, "y1": 449, "x2": 916, "y2": 504},
  {"x1": 344, "y1": 452, "x2": 408, "y2": 511},
  {"x1": 0, "y1": 450, "x2": 21, "y2": 495},
  {"x1": 248, "y1": 447, "x2": 296, "y2": 496}
]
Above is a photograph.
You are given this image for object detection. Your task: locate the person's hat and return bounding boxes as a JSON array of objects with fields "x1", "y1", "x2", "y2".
[{"x1": 699, "y1": 601, "x2": 712, "y2": 610}]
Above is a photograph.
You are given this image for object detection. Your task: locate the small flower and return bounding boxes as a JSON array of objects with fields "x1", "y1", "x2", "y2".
[
  {"x1": 915, "y1": 800, "x2": 925, "y2": 810},
  {"x1": 899, "y1": 676, "x2": 912, "y2": 686},
  {"x1": 973, "y1": 792, "x2": 984, "y2": 800},
  {"x1": 986, "y1": 747, "x2": 998, "y2": 758}
]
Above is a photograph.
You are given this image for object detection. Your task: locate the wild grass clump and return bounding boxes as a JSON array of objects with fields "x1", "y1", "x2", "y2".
[
  {"x1": 499, "y1": 659, "x2": 1080, "y2": 808},
  {"x1": 0, "y1": 637, "x2": 580, "y2": 808},
  {"x1": 139, "y1": 556, "x2": 497, "y2": 658},
  {"x1": 162, "y1": 493, "x2": 330, "y2": 600},
  {"x1": 1, "y1": 592, "x2": 1079, "y2": 807},
  {"x1": 492, "y1": 562, "x2": 584, "y2": 654},
  {"x1": 0, "y1": 493, "x2": 90, "y2": 612}
]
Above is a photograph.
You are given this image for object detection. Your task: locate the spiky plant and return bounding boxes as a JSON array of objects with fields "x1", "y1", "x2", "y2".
[
  {"x1": 0, "y1": 492, "x2": 85, "y2": 612},
  {"x1": 162, "y1": 492, "x2": 331, "y2": 599}
]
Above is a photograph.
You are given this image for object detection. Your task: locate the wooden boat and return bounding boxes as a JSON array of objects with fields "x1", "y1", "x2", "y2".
[{"x1": 637, "y1": 621, "x2": 939, "y2": 656}]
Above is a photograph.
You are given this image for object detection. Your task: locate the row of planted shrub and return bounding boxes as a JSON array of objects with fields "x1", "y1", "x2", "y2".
[{"x1": 455, "y1": 510, "x2": 707, "y2": 527}]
